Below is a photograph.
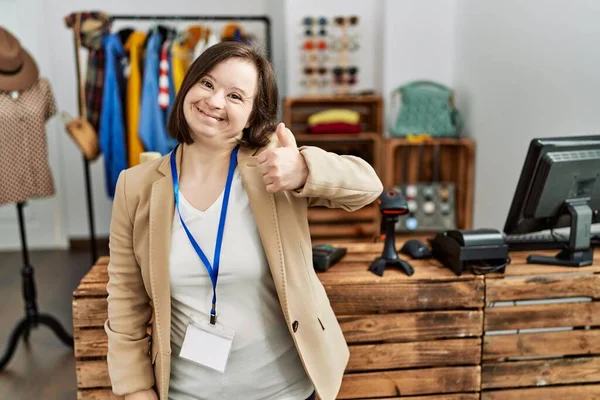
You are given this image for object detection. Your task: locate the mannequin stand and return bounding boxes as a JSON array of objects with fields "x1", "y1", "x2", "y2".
[{"x1": 0, "y1": 202, "x2": 73, "y2": 371}]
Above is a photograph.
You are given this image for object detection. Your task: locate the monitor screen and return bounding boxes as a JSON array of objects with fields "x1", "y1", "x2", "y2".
[{"x1": 504, "y1": 135, "x2": 600, "y2": 235}]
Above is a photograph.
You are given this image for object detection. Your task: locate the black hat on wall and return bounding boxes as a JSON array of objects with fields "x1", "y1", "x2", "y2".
[{"x1": 0, "y1": 27, "x2": 39, "y2": 91}]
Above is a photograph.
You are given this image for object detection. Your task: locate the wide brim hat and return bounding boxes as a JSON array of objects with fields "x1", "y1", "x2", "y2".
[{"x1": 0, "y1": 27, "x2": 39, "y2": 91}]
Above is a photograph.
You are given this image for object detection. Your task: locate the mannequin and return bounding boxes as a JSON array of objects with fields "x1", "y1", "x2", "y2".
[{"x1": 0, "y1": 27, "x2": 73, "y2": 370}]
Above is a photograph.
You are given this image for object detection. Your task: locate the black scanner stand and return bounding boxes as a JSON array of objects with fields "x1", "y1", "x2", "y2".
[{"x1": 370, "y1": 214, "x2": 414, "y2": 277}]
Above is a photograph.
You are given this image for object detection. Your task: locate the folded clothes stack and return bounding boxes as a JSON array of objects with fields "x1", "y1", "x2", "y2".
[{"x1": 306, "y1": 109, "x2": 361, "y2": 134}]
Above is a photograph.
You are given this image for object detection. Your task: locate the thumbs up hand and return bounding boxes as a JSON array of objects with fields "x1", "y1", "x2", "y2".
[{"x1": 257, "y1": 123, "x2": 309, "y2": 193}]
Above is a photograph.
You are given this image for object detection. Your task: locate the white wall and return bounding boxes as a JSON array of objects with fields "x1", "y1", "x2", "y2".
[
  {"x1": 383, "y1": 0, "x2": 456, "y2": 130},
  {"x1": 454, "y1": 0, "x2": 600, "y2": 229}
]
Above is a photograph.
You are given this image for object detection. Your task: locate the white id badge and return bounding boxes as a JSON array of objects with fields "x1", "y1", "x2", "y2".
[{"x1": 179, "y1": 320, "x2": 235, "y2": 373}]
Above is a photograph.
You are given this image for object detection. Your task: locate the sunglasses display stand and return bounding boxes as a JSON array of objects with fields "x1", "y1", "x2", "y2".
[{"x1": 299, "y1": 16, "x2": 360, "y2": 96}]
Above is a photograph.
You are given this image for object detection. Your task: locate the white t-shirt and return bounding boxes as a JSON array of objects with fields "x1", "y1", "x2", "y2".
[{"x1": 168, "y1": 168, "x2": 314, "y2": 400}]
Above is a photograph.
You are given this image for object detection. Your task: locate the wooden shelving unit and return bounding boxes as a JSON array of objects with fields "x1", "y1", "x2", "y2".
[{"x1": 283, "y1": 95, "x2": 384, "y2": 241}]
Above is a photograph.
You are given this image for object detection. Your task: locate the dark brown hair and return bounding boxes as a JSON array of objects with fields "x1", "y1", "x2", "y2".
[{"x1": 167, "y1": 41, "x2": 278, "y2": 149}]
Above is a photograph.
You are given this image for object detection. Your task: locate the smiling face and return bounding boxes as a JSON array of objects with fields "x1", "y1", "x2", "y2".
[{"x1": 182, "y1": 57, "x2": 258, "y2": 146}]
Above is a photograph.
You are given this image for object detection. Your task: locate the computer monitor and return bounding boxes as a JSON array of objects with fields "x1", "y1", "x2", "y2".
[{"x1": 503, "y1": 135, "x2": 600, "y2": 266}]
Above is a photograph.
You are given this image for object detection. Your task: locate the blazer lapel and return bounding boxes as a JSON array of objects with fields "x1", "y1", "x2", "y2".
[
  {"x1": 149, "y1": 148, "x2": 178, "y2": 356},
  {"x1": 238, "y1": 147, "x2": 290, "y2": 317}
]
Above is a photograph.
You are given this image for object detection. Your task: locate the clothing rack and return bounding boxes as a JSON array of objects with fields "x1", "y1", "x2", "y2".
[
  {"x1": 109, "y1": 14, "x2": 272, "y2": 59},
  {"x1": 70, "y1": 14, "x2": 272, "y2": 266},
  {"x1": 0, "y1": 202, "x2": 73, "y2": 370}
]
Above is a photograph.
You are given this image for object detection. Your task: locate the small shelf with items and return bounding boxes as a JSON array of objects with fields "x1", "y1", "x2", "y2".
[{"x1": 283, "y1": 95, "x2": 384, "y2": 242}]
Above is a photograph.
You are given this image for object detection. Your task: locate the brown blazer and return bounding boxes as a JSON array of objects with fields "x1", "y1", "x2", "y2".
[{"x1": 104, "y1": 140, "x2": 383, "y2": 400}]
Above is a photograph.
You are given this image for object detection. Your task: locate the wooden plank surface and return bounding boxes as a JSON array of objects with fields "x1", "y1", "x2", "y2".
[
  {"x1": 486, "y1": 274, "x2": 600, "y2": 302},
  {"x1": 73, "y1": 298, "x2": 108, "y2": 328},
  {"x1": 338, "y1": 366, "x2": 480, "y2": 398},
  {"x1": 308, "y1": 206, "x2": 375, "y2": 223},
  {"x1": 485, "y1": 302, "x2": 600, "y2": 331},
  {"x1": 482, "y1": 356, "x2": 600, "y2": 389},
  {"x1": 76, "y1": 360, "x2": 111, "y2": 389},
  {"x1": 487, "y1": 250, "x2": 600, "y2": 276},
  {"x1": 483, "y1": 329, "x2": 600, "y2": 360},
  {"x1": 80, "y1": 263, "x2": 108, "y2": 284},
  {"x1": 309, "y1": 223, "x2": 376, "y2": 238},
  {"x1": 96, "y1": 256, "x2": 109, "y2": 265},
  {"x1": 73, "y1": 282, "x2": 109, "y2": 298},
  {"x1": 74, "y1": 328, "x2": 108, "y2": 358},
  {"x1": 481, "y1": 384, "x2": 600, "y2": 400},
  {"x1": 347, "y1": 338, "x2": 481, "y2": 371},
  {"x1": 339, "y1": 310, "x2": 482, "y2": 343},
  {"x1": 78, "y1": 389, "x2": 123, "y2": 400},
  {"x1": 318, "y1": 261, "x2": 479, "y2": 283},
  {"x1": 326, "y1": 280, "x2": 484, "y2": 314},
  {"x1": 359, "y1": 395, "x2": 479, "y2": 400}
]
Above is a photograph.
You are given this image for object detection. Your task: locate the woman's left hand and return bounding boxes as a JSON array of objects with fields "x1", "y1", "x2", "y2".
[{"x1": 257, "y1": 123, "x2": 309, "y2": 193}]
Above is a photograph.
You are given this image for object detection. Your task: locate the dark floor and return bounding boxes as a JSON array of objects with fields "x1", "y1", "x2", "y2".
[{"x1": 0, "y1": 246, "x2": 108, "y2": 400}]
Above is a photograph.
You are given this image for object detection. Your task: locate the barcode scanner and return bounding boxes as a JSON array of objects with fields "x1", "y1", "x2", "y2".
[{"x1": 370, "y1": 189, "x2": 415, "y2": 277}]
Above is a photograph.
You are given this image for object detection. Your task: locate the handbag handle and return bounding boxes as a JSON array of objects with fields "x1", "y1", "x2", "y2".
[
  {"x1": 400, "y1": 80, "x2": 452, "y2": 94},
  {"x1": 73, "y1": 13, "x2": 87, "y2": 119}
]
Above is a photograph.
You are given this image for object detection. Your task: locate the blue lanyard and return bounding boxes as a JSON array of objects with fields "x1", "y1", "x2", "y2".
[{"x1": 170, "y1": 145, "x2": 239, "y2": 325}]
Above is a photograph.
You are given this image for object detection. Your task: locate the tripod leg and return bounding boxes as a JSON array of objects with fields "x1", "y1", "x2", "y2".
[
  {"x1": 37, "y1": 314, "x2": 74, "y2": 348},
  {"x1": 0, "y1": 318, "x2": 30, "y2": 370}
]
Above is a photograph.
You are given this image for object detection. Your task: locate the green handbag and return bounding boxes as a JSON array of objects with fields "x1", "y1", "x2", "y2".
[{"x1": 389, "y1": 80, "x2": 461, "y2": 137}]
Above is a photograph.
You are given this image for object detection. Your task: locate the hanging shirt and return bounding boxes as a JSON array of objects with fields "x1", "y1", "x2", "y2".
[
  {"x1": 168, "y1": 168, "x2": 314, "y2": 400},
  {"x1": 170, "y1": 41, "x2": 188, "y2": 93},
  {"x1": 124, "y1": 31, "x2": 146, "y2": 167},
  {"x1": 158, "y1": 40, "x2": 170, "y2": 110},
  {"x1": 139, "y1": 32, "x2": 177, "y2": 155},
  {"x1": 0, "y1": 78, "x2": 57, "y2": 205},
  {"x1": 99, "y1": 34, "x2": 127, "y2": 199}
]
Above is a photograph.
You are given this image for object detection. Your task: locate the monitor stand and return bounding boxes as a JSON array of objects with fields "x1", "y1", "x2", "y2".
[{"x1": 527, "y1": 200, "x2": 594, "y2": 267}]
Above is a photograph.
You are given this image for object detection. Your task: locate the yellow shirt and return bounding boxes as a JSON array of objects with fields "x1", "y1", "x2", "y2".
[
  {"x1": 307, "y1": 109, "x2": 360, "y2": 126},
  {"x1": 170, "y1": 42, "x2": 189, "y2": 93},
  {"x1": 124, "y1": 32, "x2": 146, "y2": 167}
]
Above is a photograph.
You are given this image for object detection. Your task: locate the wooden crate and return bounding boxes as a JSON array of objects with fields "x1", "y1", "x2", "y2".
[
  {"x1": 72, "y1": 256, "x2": 124, "y2": 400},
  {"x1": 481, "y1": 250, "x2": 600, "y2": 400},
  {"x1": 283, "y1": 96, "x2": 384, "y2": 241},
  {"x1": 320, "y1": 241, "x2": 484, "y2": 399},
  {"x1": 382, "y1": 138, "x2": 476, "y2": 230}
]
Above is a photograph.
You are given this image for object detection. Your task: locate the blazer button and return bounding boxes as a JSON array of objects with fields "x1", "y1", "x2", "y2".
[
  {"x1": 292, "y1": 321, "x2": 299, "y2": 332},
  {"x1": 166, "y1": 348, "x2": 172, "y2": 355}
]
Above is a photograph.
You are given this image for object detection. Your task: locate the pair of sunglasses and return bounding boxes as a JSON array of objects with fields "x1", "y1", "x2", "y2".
[
  {"x1": 333, "y1": 76, "x2": 358, "y2": 85},
  {"x1": 304, "y1": 28, "x2": 327, "y2": 37},
  {"x1": 303, "y1": 17, "x2": 328, "y2": 26},
  {"x1": 332, "y1": 66, "x2": 358, "y2": 76},
  {"x1": 302, "y1": 40, "x2": 327, "y2": 51},
  {"x1": 304, "y1": 66, "x2": 328, "y2": 75},
  {"x1": 329, "y1": 38, "x2": 359, "y2": 52},
  {"x1": 301, "y1": 52, "x2": 329, "y2": 64},
  {"x1": 300, "y1": 77, "x2": 330, "y2": 87},
  {"x1": 333, "y1": 16, "x2": 359, "y2": 26}
]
